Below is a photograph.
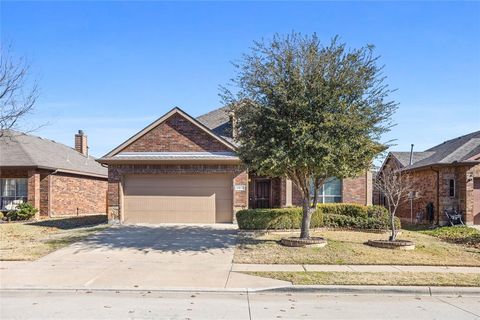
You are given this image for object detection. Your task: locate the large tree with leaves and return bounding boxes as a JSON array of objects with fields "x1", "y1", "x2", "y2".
[{"x1": 222, "y1": 33, "x2": 397, "y2": 239}]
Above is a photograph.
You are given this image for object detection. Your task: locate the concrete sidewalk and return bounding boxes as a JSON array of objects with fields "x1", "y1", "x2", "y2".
[{"x1": 232, "y1": 264, "x2": 480, "y2": 273}]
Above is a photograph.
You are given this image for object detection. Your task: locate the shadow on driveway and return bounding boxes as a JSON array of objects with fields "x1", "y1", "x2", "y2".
[{"x1": 74, "y1": 224, "x2": 238, "y2": 255}]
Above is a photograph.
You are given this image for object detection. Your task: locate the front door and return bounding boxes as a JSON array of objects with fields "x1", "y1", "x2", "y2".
[
  {"x1": 255, "y1": 180, "x2": 271, "y2": 208},
  {"x1": 474, "y1": 178, "x2": 480, "y2": 225}
]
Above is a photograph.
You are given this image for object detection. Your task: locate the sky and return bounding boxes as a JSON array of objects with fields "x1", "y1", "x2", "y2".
[{"x1": 1, "y1": 1, "x2": 479, "y2": 162}]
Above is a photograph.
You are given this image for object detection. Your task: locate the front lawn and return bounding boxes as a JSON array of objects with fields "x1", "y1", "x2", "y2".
[
  {"x1": 0, "y1": 215, "x2": 108, "y2": 261},
  {"x1": 247, "y1": 271, "x2": 480, "y2": 286},
  {"x1": 235, "y1": 229, "x2": 480, "y2": 266},
  {"x1": 417, "y1": 226, "x2": 480, "y2": 249}
]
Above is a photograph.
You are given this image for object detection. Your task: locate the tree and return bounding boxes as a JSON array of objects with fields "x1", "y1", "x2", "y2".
[
  {"x1": 374, "y1": 166, "x2": 413, "y2": 241},
  {"x1": 221, "y1": 33, "x2": 397, "y2": 239},
  {"x1": 0, "y1": 45, "x2": 38, "y2": 137}
]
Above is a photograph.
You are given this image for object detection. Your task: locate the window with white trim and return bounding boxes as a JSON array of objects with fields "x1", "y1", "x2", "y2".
[
  {"x1": 311, "y1": 177, "x2": 342, "y2": 203},
  {"x1": 0, "y1": 178, "x2": 28, "y2": 211}
]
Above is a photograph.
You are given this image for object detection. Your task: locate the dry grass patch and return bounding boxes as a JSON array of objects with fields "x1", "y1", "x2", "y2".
[
  {"x1": 0, "y1": 216, "x2": 108, "y2": 261},
  {"x1": 248, "y1": 271, "x2": 480, "y2": 286},
  {"x1": 235, "y1": 229, "x2": 480, "y2": 266}
]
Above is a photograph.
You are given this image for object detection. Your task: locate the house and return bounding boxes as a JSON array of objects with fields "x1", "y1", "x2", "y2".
[
  {"x1": 374, "y1": 131, "x2": 480, "y2": 225},
  {"x1": 97, "y1": 106, "x2": 372, "y2": 224},
  {"x1": 0, "y1": 130, "x2": 108, "y2": 218}
]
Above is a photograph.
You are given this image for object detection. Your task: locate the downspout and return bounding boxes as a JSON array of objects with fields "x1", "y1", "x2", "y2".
[{"x1": 430, "y1": 166, "x2": 440, "y2": 225}]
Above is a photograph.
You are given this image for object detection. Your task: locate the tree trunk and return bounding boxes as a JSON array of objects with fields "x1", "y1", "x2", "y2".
[
  {"x1": 389, "y1": 209, "x2": 396, "y2": 241},
  {"x1": 300, "y1": 197, "x2": 312, "y2": 239}
]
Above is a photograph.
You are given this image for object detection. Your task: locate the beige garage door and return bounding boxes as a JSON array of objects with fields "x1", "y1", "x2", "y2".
[{"x1": 123, "y1": 174, "x2": 233, "y2": 224}]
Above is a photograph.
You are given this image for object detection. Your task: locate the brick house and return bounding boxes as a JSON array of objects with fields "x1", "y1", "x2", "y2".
[
  {"x1": 97, "y1": 106, "x2": 372, "y2": 224},
  {"x1": 374, "y1": 131, "x2": 480, "y2": 225},
  {"x1": 0, "y1": 130, "x2": 108, "y2": 218}
]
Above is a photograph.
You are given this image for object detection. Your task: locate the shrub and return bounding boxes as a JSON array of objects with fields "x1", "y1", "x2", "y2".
[
  {"x1": 323, "y1": 213, "x2": 400, "y2": 230},
  {"x1": 317, "y1": 203, "x2": 369, "y2": 218},
  {"x1": 316, "y1": 203, "x2": 389, "y2": 218},
  {"x1": 236, "y1": 203, "x2": 400, "y2": 230},
  {"x1": 6, "y1": 202, "x2": 38, "y2": 221},
  {"x1": 0, "y1": 211, "x2": 4, "y2": 220},
  {"x1": 236, "y1": 207, "x2": 324, "y2": 230}
]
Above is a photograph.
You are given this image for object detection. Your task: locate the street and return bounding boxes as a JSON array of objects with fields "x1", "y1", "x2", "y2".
[{"x1": 1, "y1": 290, "x2": 479, "y2": 320}]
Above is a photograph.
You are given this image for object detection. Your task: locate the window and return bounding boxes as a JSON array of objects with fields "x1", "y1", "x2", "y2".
[
  {"x1": 311, "y1": 177, "x2": 342, "y2": 204},
  {"x1": 448, "y1": 179, "x2": 455, "y2": 197},
  {"x1": 0, "y1": 178, "x2": 28, "y2": 211}
]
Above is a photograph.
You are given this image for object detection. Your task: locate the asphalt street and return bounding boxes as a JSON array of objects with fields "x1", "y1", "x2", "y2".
[{"x1": 1, "y1": 290, "x2": 479, "y2": 320}]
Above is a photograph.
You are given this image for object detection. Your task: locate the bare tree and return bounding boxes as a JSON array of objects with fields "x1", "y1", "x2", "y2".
[
  {"x1": 374, "y1": 166, "x2": 413, "y2": 241},
  {"x1": 0, "y1": 45, "x2": 38, "y2": 136}
]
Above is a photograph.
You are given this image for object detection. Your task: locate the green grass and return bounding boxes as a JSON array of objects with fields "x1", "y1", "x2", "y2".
[
  {"x1": 248, "y1": 271, "x2": 480, "y2": 286},
  {"x1": 235, "y1": 229, "x2": 480, "y2": 266},
  {"x1": 417, "y1": 226, "x2": 480, "y2": 249},
  {"x1": 0, "y1": 215, "x2": 109, "y2": 261}
]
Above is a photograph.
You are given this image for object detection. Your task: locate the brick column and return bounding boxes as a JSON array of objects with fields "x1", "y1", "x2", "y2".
[
  {"x1": 27, "y1": 169, "x2": 40, "y2": 219},
  {"x1": 107, "y1": 166, "x2": 121, "y2": 222},
  {"x1": 233, "y1": 170, "x2": 248, "y2": 222}
]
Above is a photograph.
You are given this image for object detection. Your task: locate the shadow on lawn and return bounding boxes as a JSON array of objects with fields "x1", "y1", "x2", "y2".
[
  {"x1": 73, "y1": 224, "x2": 238, "y2": 254},
  {"x1": 27, "y1": 215, "x2": 108, "y2": 230}
]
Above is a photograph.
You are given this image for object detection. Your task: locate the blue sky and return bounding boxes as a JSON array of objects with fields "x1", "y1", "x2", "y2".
[{"x1": 2, "y1": 1, "x2": 479, "y2": 161}]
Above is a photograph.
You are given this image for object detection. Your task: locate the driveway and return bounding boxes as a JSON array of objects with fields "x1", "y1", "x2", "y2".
[{"x1": 0, "y1": 224, "x2": 289, "y2": 290}]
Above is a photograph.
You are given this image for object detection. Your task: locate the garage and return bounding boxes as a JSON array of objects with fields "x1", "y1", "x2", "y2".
[{"x1": 123, "y1": 174, "x2": 233, "y2": 224}]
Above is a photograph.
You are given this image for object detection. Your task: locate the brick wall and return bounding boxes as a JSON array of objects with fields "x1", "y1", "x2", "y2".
[
  {"x1": 342, "y1": 173, "x2": 368, "y2": 205},
  {"x1": 0, "y1": 168, "x2": 29, "y2": 178},
  {"x1": 122, "y1": 113, "x2": 232, "y2": 153},
  {"x1": 50, "y1": 173, "x2": 107, "y2": 216},
  {"x1": 39, "y1": 172, "x2": 50, "y2": 216},
  {"x1": 233, "y1": 170, "x2": 248, "y2": 218},
  {"x1": 385, "y1": 164, "x2": 480, "y2": 225},
  {"x1": 107, "y1": 164, "x2": 246, "y2": 222},
  {"x1": 466, "y1": 164, "x2": 480, "y2": 224},
  {"x1": 27, "y1": 169, "x2": 40, "y2": 218}
]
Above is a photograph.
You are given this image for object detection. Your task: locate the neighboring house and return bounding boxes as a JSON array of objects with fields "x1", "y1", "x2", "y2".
[
  {"x1": 97, "y1": 106, "x2": 372, "y2": 224},
  {"x1": 374, "y1": 131, "x2": 480, "y2": 225},
  {"x1": 0, "y1": 130, "x2": 108, "y2": 218}
]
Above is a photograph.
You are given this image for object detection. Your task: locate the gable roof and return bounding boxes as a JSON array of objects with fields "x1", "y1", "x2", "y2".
[
  {"x1": 389, "y1": 151, "x2": 435, "y2": 167},
  {"x1": 196, "y1": 105, "x2": 237, "y2": 146},
  {"x1": 385, "y1": 130, "x2": 480, "y2": 171},
  {"x1": 100, "y1": 107, "x2": 237, "y2": 159},
  {"x1": 0, "y1": 130, "x2": 107, "y2": 178}
]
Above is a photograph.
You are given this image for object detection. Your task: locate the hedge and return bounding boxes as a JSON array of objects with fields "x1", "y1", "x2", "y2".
[
  {"x1": 236, "y1": 203, "x2": 400, "y2": 230},
  {"x1": 323, "y1": 213, "x2": 401, "y2": 230},
  {"x1": 236, "y1": 207, "x2": 323, "y2": 230}
]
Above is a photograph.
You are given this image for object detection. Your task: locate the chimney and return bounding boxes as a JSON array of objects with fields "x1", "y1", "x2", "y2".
[
  {"x1": 409, "y1": 144, "x2": 414, "y2": 166},
  {"x1": 75, "y1": 130, "x2": 88, "y2": 156},
  {"x1": 229, "y1": 112, "x2": 237, "y2": 139}
]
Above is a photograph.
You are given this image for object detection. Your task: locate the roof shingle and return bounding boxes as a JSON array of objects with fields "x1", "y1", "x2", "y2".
[{"x1": 0, "y1": 130, "x2": 107, "y2": 177}]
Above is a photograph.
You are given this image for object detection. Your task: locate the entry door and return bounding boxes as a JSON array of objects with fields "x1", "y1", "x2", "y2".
[
  {"x1": 474, "y1": 178, "x2": 480, "y2": 225},
  {"x1": 255, "y1": 180, "x2": 271, "y2": 208}
]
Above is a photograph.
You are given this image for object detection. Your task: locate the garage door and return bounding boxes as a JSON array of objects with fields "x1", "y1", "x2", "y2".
[{"x1": 123, "y1": 174, "x2": 233, "y2": 224}]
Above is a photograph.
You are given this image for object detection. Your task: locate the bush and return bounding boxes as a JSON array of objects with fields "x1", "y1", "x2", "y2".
[
  {"x1": 6, "y1": 202, "x2": 38, "y2": 221},
  {"x1": 0, "y1": 211, "x2": 4, "y2": 220},
  {"x1": 236, "y1": 207, "x2": 324, "y2": 230},
  {"x1": 236, "y1": 203, "x2": 400, "y2": 230},
  {"x1": 316, "y1": 203, "x2": 389, "y2": 218},
  {"x1": 316, "y1": 203, "x2": 369, "y2": 218},
  {"x1": 323, "y1": 213, "x2": 401, "y2": 230}
]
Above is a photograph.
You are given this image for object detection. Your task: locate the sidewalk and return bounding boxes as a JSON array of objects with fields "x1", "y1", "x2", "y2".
[{"x1": 232, "y1": 264, "x2": 480, "y2": 273}]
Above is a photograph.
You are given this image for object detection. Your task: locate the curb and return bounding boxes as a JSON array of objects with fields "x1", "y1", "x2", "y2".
[
  {"x1": 259, "y1": 285, "x2": 480, "y2": 296},
  {"x1": 1, "y1": 285, "x2": 479, "y2": 296}
]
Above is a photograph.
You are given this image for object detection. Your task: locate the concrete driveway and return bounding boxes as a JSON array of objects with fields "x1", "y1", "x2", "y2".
[{"x1": 0, "y1": 224, "x2": 289, "y2": 290}]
